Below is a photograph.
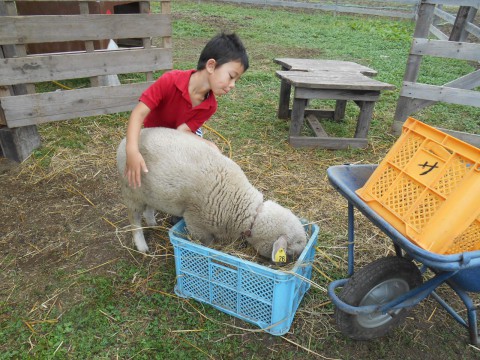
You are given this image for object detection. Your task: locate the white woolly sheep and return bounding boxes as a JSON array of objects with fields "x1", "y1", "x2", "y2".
[{"x1": 116, "y1": 127, "x2": 307, "y2": 262}]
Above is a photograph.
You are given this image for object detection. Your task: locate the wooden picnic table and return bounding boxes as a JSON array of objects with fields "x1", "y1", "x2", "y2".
[{"x1": 274, "y1": 58, "x2": 394, "y2": 149}]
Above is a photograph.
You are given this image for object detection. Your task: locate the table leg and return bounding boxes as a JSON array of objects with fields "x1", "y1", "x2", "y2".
[
  {"x1": 277, "y1": 65, "x2": 291, "y2": 119},
  {"x1": 334, "y1": 100, "x2": 347, "y2": 122},
  {"x1": 354, "y1": 100, "x2": 375, "y2": 138},
  {"x1": 277, "y1": 80, "x2": 291, "y2": 119},
  {"x1": 289, "y1": 97, "x2": 307, "y2": 136}
]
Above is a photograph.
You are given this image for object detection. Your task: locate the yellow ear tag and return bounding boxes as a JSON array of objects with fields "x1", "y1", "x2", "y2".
[{"x1": 274, "y1": 248, "x2": 287, "y2": 263}]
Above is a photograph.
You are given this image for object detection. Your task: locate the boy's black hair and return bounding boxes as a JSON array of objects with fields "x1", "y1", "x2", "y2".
[{"x1": 197, "y1": 32, "x2": 249, "y2": 71}]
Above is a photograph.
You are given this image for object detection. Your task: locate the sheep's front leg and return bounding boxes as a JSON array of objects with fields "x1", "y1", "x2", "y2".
[
  {"x1": 143, "y1": 206, "x2": 157, "y2": 227},
  {"x1": 128, "y1": 208, "x2": 149, "y2": 253}
]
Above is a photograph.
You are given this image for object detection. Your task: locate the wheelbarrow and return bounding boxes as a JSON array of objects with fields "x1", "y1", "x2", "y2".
[{"x1": 326, "y1": 164, "x2": 480, "y2": 345}]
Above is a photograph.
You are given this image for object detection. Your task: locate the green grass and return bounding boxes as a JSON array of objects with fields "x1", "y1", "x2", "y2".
[
  {"x1": 2, "y1": 1, "x2": 480, "y2": 359},
  {"x1": 1, "y1": 258, "x2": 303, "y2": 359},
  {"x1": 169, "y1": 0, "x2": 478, "y2": 142}
]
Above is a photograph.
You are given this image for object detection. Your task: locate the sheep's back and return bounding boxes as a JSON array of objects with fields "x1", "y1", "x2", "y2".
[
  {"x1": 150, "y1": 128, "x2": 256, "y2": 208},
  {"x1": 150, "y1": 129, "x2": 261, "y2": 233},
  {"x1": 140, "y1": 128, "x2": 239, "y2": 186}
]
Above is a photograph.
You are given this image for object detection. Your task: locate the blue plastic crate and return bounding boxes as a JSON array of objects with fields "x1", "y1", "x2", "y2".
[{"x1": 169, "y1": 219, "x2": 319, "y2": 335}]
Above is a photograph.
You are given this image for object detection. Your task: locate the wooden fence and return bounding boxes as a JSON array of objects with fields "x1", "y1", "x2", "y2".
[
  {"x1": 0, "y1": 0, "x2": 172, "y2": 161},
  {"x1": 210, "y1": 0, "x2": 420, "y2": 18},
  {"x1": 393, "y1": 0, "x2": 479, "y2": 146}
]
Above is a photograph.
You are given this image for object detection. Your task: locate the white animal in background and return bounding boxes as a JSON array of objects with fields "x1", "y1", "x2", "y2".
[{"x1": 116, "y1": 127, "x2": 307, "y2": 262}]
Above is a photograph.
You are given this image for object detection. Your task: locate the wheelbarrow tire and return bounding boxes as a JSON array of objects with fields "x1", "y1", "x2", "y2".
[{"x1": 335, "y1": 256, "x2": 422, "y2": 340}]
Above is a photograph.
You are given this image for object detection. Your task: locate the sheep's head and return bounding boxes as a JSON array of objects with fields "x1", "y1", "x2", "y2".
[{"x1": 248, "y1": 201, "x2": 307, "y2": 263}]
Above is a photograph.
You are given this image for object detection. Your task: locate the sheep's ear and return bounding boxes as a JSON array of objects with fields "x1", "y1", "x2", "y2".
[{"x1": 271, "y1": 235, "x2": 288, "y2": 263}]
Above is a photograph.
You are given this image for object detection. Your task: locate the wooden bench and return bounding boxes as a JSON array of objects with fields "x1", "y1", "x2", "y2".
[{"x1": 274, "y1": 58, "x2": 394, "y2": 149}]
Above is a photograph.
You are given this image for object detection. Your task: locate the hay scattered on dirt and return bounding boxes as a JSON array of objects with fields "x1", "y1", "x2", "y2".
[{"x1": 3, "y1": 117, "x2": 478, "y2": 356}]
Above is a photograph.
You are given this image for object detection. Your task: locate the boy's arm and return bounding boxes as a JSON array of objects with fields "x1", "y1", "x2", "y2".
[
  {"x1": 177, "y1": 123, "x2": 220, "y2": 152},
  {"x1": 125, "y1": 102, "x2": 151, "y2": 188}
]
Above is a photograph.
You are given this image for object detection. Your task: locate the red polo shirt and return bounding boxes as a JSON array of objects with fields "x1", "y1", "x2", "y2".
[{"x1": 140, "y1": 69, "x2": 217, "y2": 132}]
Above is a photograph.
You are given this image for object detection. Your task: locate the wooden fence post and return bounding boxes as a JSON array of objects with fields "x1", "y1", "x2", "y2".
[
  {"x1": 392, "y1": 0, "x2": 480, "y2": 147},
  {"x1": 0, "y1": 1, "x2": 41, "y2": 162},
  {"x1": 0, "y1": 124, "x2": 41, "y2": 162}
]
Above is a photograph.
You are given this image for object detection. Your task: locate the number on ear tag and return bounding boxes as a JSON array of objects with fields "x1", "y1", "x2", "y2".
[{"x1": 274, "y1": 248, "x2": 287, "y2": 263}]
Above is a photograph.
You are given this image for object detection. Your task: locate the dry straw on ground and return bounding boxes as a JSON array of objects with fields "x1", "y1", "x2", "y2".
[{"x1": 2, "y1": 117, "x2": 479, "y2": 356}]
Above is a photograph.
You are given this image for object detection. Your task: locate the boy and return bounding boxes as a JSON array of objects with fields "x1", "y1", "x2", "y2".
[{"x1": 124, "y1": 32, "x2": 249, "y2": 188}]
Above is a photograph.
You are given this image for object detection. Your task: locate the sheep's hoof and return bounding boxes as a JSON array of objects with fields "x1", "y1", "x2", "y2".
[
  {"x1": 134, "y1": 239, "x2": 149, "y2": 253},
  {"x1": 136, "y1": 246, "x2": 149, "y2": 254}
]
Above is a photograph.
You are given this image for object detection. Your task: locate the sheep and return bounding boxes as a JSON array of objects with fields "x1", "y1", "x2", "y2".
[{"x1": 116, "y1": 127, "x2": 307, "y2": 262}]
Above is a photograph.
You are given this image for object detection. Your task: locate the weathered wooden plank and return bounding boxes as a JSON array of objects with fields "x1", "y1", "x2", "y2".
[
  {"x1": 437, "y1": 69, "x2": 480, "y2": 91},
  {"x1": 394, "y1": 1, "x2": 436, "y2": 124},
  {"x1": 0, "y1": 1, "x2": 41, "y2": 161},
  {"x1": 321, "y1": 4, "x2": 416, "y2": 18},
  {"x1": 289, "y1": 136, "x2": 368, "y2": 149},
  {"x1": 432, "y1": 6, "x2": 480, "y2": 39},
  {"x1": 459, "y1": 8, "x2": 480, "y2": 41},
  {"x1": 12, "y1": 0, "x2": 166, "y2": 2},
  {"x1": 405, "y1": 2, "x2": 436, "y2": 81},
  {"x1": 401, "y1": 82, "x2": 480, "y2": 107},
  {"x1": 2, "y1": 82, "x2": 153, "y2": 127},
  {"x1": 278, "y1": 71, "x2": 395, "y2": 91},
  {"x1": 0, "y1": 14, "x2": 171, "y2": 44},
  {"x1": 411, "y1": 39, "x2": 480, "y2": 61},
  {"x1": 0, "y1": 74, "x2": 11, "y2": 125},
  {"x1": 436, "y1": 127, "x2": 480, "y2": 147},
  {"x1": 289, "y1": 98, "x2": 307, "y2": 136},
  {"x1": 274, "y1": 58, "x2": 378, "y2": 77},
  {"x1": 0, "y1": 125, "x2": 42, "y2": 162},
  {"x1": 347, "y1": 0, "x2": 419, "y2": 3},
  {"x1": 465, "y1": 19, "x2": 480, "y2": 39},
  {"x1": 429, "y1": 25, "x2": 449, "y2": 40},
  {"x1": 277, "y1": 78, "x2": 291, "y2": 120},
  {"x1": 138, "y1": 1, "x2": 154, "y2": 82},
  {"x1": 79, "y1": 1, "x2": 98, "y2": 87},
  {"x1": 450, "y1": 6, "x2": 473, "y2": 41},
  {"x1": 424, "y1": 0, "x2": 480, "y2": 7},
  {"x1": 160, "y1": 1, "x2": 172, "y2": 49},
  {"x1": 216, "y1": 0, "x2": 416, "y2": 18},
  {"x1": 399, "y1": 69, "x2": 480, "y2": 113},
  {"x1": 334, "y1": 100, "x2": 347, "y2": 121},
  {"x1": 0, "y1": 48, "x2": 172, "y2": 86},
  {"x1": 464, "y1": 17, "x2": 480, "y2": 39},
  {"x1": 304, "y1": 109, "x2": 335, "y2": 119},
  {"x1": 306, "y1": 114, "x2": 329, "y2": 137},
  {"x1": 354, "y1": 101, "x2": 376, "y2": 138},
  {"x1": 295, "y1": 87, "x2": 381, "y2": 101},
  {"x1": 434, "y1": 7, "x2": 457, "y2": 24}
]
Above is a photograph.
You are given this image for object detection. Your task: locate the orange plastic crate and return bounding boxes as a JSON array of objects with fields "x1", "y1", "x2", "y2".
[{"x1": 356, "y1": 118, "x2": 480, "y2": 254}]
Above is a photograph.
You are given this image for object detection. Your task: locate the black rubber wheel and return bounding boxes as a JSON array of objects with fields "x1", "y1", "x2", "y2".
[{"x1": 335, "y1": 256, "x2": 422, "y2": 340}]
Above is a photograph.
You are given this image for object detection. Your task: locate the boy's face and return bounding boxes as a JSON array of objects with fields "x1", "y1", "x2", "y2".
[{"x1": 207, "y1": 60, "x2": 245, "y2": 96}]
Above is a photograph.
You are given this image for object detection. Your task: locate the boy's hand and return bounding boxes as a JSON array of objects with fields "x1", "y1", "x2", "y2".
[{"x1": 125, "y1": 150, "x2": 148, "y2": 188}]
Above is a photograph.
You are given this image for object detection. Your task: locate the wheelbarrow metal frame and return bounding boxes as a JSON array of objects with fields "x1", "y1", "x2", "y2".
[{"x1": 327, "y1": 164, "x2": 480, "y2": 345}]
